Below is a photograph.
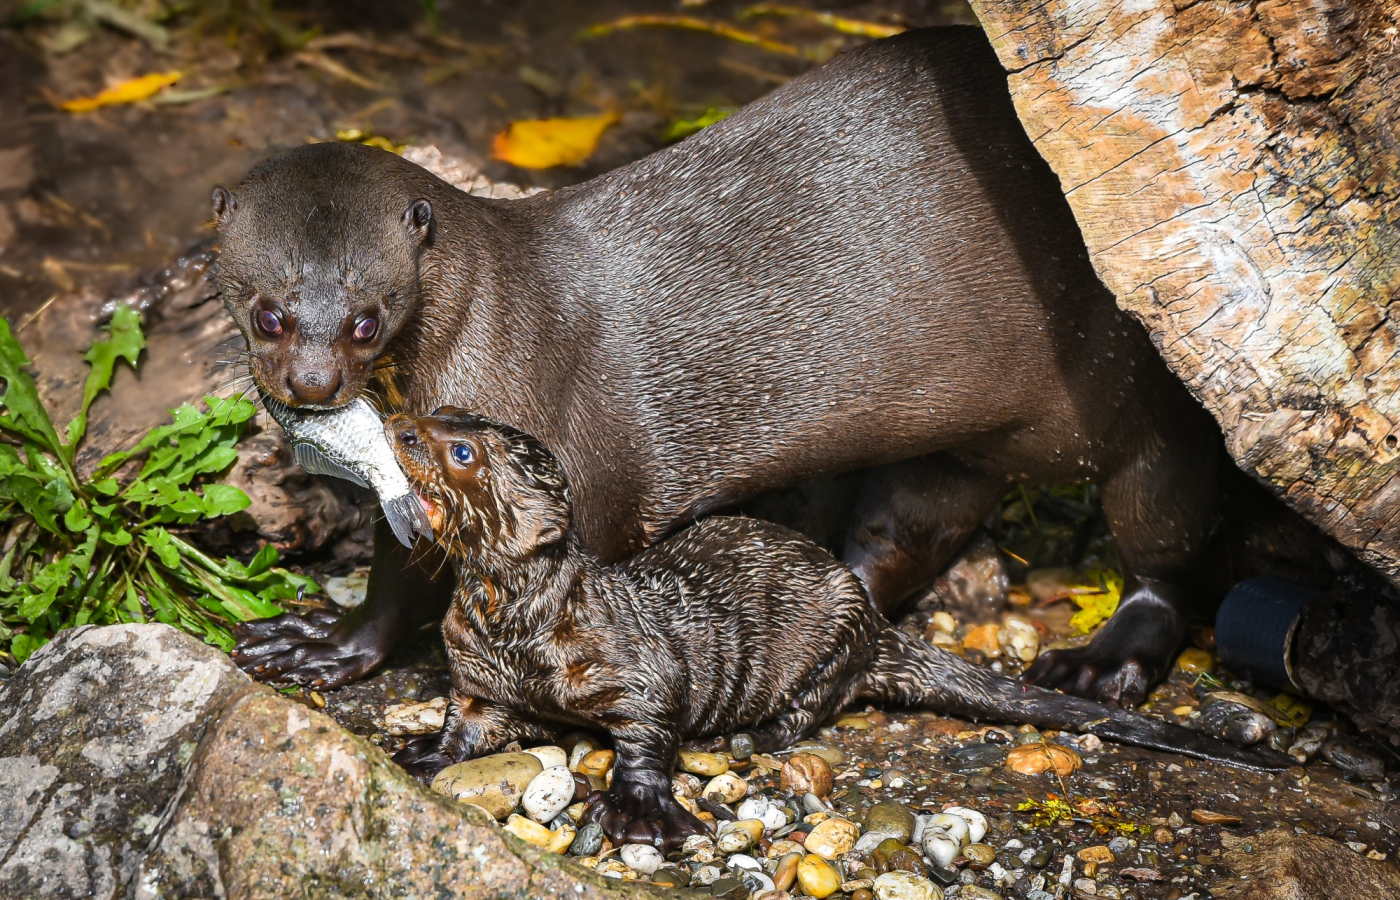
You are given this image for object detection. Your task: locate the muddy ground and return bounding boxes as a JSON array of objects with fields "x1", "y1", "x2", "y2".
[{"x1": 3, "y1": 1, "x2": 1399, "y2": 897}]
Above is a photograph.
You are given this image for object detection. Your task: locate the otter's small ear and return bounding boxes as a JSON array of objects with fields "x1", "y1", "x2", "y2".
[
  {"x1": 510, "y1": 500, "x2": 569, "y2": 557},
  {"x1": 402, "y1": 199, "x2": 433, "y2": 244},
  {"x1": 211, "y1": 187, "x2": 236, "y2": 230}
]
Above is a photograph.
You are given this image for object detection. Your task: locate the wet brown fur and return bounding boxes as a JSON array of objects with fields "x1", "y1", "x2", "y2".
[
  {"x1": 388, "y1": 410, "x2": 1285, "y2": 850},
  {"x1": 224, "y1": 27, "x2": 1229, "y2": 706}
]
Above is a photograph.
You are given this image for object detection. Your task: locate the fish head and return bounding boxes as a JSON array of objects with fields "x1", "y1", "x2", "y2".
[
  {"x1": 385, "y1": 407, "x2": 572, "y2": 561},
  {"x1": 212, "y1": 143, "x2": 436, "y2": 409}
]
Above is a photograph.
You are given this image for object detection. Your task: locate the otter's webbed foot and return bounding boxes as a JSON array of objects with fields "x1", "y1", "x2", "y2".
[
  {"x1": 1025, "y1": 579, "x2": 1185, "y2": 707},
  {"x1": 392, "y1": 732, "x2": 466, "y2": 783},
  {"x1": 579, "y1": 767, "x2": 709, "y2": 851},
  {"x1": 231, "y1": 606, "x2": 387, "y2": 689}
]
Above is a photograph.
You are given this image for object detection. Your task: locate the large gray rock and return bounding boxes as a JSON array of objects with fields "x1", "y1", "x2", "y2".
[
  {"x1": 0, "y1": 624, "x2": 683, "y2": 900},
  {"x1": 0, "y1": 625, "x2": 253, "y2": 899}
]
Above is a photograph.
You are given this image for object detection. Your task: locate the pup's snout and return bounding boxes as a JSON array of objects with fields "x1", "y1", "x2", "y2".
[{"x1": 386, "y1": 415, "x2": 420, "y2": 448}]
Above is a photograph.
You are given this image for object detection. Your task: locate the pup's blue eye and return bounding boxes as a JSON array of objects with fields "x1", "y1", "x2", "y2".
[{"x1": 450, "y1": 443, "x2": 476, "y2": 467}]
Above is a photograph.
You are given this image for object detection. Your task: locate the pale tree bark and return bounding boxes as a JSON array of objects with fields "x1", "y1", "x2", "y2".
[{"x1": 968, "y1": 0, "x2": 1400, "y2": 583}]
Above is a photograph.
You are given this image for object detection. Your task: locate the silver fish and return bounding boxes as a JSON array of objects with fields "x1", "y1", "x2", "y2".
[{"x1": 260, "y1": 394, "x2": 433, "y2": 548}]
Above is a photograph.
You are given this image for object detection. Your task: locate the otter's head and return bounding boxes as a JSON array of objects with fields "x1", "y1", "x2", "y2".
[
  {"x1": 385, "y1": 408, "x2": 571, "y2": 563},
  {"x1": 212, "y1": 143, "x2": 437, "y2": 408}
]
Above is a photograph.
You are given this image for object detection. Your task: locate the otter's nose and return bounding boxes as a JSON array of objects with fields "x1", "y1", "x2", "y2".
[
  {"x1": 386, "y1": 415, "x2": 420, "y2": 447},
  {"x1": 285, "y1": 367, "x2": 342, "y2": 405}
]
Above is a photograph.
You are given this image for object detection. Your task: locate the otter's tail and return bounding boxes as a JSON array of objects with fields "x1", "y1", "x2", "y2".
[{"x1": 859, "y1": 628, "x2": 1290, "y2": 771}]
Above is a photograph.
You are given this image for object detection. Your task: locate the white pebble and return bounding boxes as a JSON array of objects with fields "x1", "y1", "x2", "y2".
[
  {"x1": 524, "y1": 745, "x2": 568, "y2": 769},
  {"x1": 619, "y1": 843, "x2": 664, "y2": 875},
  {"x1": 521, "y1": 766, "x2": 575, "y2": 824},
  {"x1": 727, "y1": 853, "x2": 761, "y2": 871},
  {"x1": 943, "y1": 806, "x2": 988, "y2": 844},
  {"x1": 923, "y1": 833, "x2": 961, "y2": 868},
  {"x1": 856, "y1": 831, "x2": 899, "y2": 853},
  {"x1": 873, "y1": 870, "x2": 944, "y2": 900},
  {"x1": 702, "y1": 772, "x2": 748, "y2": 804},
  {"x1": 927, "y1": 813, "x2": 970, "y2": 847}
]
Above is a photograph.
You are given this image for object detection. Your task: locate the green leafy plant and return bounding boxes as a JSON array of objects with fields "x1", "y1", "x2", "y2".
[{"x1": 0, "y1": 307, "x2": 315, "y2": 665}]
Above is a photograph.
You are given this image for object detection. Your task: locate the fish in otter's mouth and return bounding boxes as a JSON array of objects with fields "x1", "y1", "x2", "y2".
[{"x1": 260, "y1": 393, "x2": 434, "y2": 547}]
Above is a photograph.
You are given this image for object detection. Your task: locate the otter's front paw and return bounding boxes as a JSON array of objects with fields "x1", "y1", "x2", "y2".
[
  {"x1": 392, "y1": 733, "x2": 464, "y2": 783},
  {"x1": 1024, "y1": 582, "x2": 1184, "y2": 707},
  {"x1": 578, "y1": 784, "x2": 709, "y2": 851}
]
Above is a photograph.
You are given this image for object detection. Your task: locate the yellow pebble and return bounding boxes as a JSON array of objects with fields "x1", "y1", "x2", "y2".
[
  {"x1": 578, "y1": 749, "x2": 615, "y2": 777},
  {"x1": 678, "y1": 749, "x2": 729, "y2": 776},
  {"x1": 547, "y1": 824, "x2": 575, "y2": 854},
  {"x1": 503, "y1": 814, "x2": 553, "y2": 848},
  {"x1": 1005, "y1": 742, "x2": 1083, "y2": 776},
  {"x1": 797, "y1": 854, "x2": 842, "y2": 899},
  {"x1": 1176, "y1": 648, "x2": 1214, "y2": 674},
  {"x1": 1172, "y1": 705, "x2": 1196, "y2": 717}
]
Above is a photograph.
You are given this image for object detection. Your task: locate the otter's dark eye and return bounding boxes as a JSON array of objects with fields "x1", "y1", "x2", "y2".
[
  {"x1": 352, "y1": 316, "x2": 378, "y2": 342},
  {"x1": 450, "y1": 443, "x2": 476, "y2": 467},
  {"x1": 255, "y1": 309, "x2": 283, "y2": 337}
]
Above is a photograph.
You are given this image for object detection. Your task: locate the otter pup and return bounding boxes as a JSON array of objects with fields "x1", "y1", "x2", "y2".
[
  {"x1": 224, "y1": 27, "x2": 1227, "y2": 708},
  {"x1": 386, "y1": 409, "x2": 1284, "y2": 849}
]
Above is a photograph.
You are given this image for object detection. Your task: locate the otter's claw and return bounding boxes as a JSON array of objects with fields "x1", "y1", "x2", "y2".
[
  {"x1": 1025, "y1": 581, "x2": 1184, "y2": 707},
  {"x1": 579, "y1": 787, "x2": 709, "y2": 851},
  {"x1": 231, "y1": 607, "x2": 386, "y2": 689}
]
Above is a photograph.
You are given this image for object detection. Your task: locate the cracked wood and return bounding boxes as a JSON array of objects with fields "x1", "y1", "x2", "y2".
[{"x1": 970, "y1": 0, "x2": 1400, "y2": 583}]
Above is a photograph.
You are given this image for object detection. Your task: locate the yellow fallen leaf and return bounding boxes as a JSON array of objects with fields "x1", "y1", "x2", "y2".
[
  {"x1": 742, "y1": 4, "x2": 906, "y2": 39},
  {"x1": 62, "y1": 71, "x2": 183, "y2": 112},
  {"x1": 1067, "y1": 567, "x2": 1123, "y2": 635},
  {"x1": 491, "y1": 112, "x2": 619, "y2": 169}
]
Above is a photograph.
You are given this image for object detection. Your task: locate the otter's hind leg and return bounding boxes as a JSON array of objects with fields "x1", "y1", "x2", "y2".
[
  {"x1": 844, "y1": 454, "x2": 1002, "y2": 616},
  {"x1": 859, "y1": 628, "x2": 1288, "y2": 771},
  {"x1": 1026, "y1": 403, "x2": 1221, "y2": 707},
  {"x1": 394, "y1": 696, "x2": 550, "y2": 782}
]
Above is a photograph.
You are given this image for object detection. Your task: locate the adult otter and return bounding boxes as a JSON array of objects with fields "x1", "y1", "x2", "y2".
[
  {"x1": 386, "y1": 409, "x2": 1282, "y2": 849},
  {"x1": 220, "y1": 27, "x2": 1222, "y2": 707}
]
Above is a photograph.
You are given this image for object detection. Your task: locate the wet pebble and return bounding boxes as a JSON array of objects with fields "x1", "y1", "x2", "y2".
[
  {"x1": 432, "y1": 751, "x2": 542, "y2": 817},
  {"x1": 381, "y1": 697, "x2": 447, "y2": 735},
  {"x1": 872, "y1": 871, "x2": 943, "y2": 900},
  {"x1": 704, "y1": 771, "x2": 749, "y2": 804},
  {"x1": 944, "y1": 806, "x2": 988, "y2": 843},
  {"x1": 1001, "y1": 616, "x2": 1039, "y2": 663},
  {"x1": 865, "y1": 801, "x2": 917, "y2": 843},
  {"x1": 947, "y1": 743, "x2": 1006, "y2": 770},
  {"x1": 503, "y1": 813, "x2": 553, "y2": 848},
  {"x1": 797, "y1": 854, "x2": 842, "y2": 899},
  {"x1": 958, "y1": 887, "x2": 1003, "y2": 900},
  {"x1": 522, "y1": 766, "x2": 575, "y2": 823},
  {"x1": 524, "y1": 744, "x2": 568, "y2": 769},
  {"x1": 1175, "y1": 648, "x2": 1213, "y2": 674},
  {"x1": 1005, "y1": 743, "x2": 1082, "y2": 776},
  {"x1": 652, "y1": 866, "x2": 690, "y2": 888},
  {"x1": 620, "y1": 843, "x2": 664, "y2": 875},
  {"x1": 1076, "y1": 845, "x2": 1114, "y2": 864},
  {"x1": 568, "y1": 821, "x2": 604, "y2": 856},
  {"x1": 730, "y1": 732, "x2": 755, "y2": 760},
  {"x1": 773, "y1": 851, "x2": 802, "y2": 890},
  {"x1": 679, "y1": 749, "x2": 729, "y2": 776},
  {"x1": 577, "y1": 748, "x2": 615, "y2": 777},
  {"x1": 781, "y1": 752, "x2": 834, "y2": 798},
  {"x1": 964, "y1": 843, "x2": 996, "y2": 869},
  {"x1": 568, "y1": 738, "x2": 598, "y2": 770},
  {"x1": 805, "y1": 817, "x2": 859, "y2": 859}
]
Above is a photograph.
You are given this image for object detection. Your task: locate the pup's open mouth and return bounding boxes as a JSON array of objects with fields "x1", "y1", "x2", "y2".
[{"x1": 415, "y1": 489, "x2": 445, "y2": 535}]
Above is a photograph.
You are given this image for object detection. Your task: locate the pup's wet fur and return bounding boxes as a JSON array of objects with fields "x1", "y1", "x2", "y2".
[{"x1": 389, "y1": 409, "x2": 1288, "y2": 850}]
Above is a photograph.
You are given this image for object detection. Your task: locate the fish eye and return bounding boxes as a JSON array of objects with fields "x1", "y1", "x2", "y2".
[
  {"x1": 352, "y1": 316, "x2": 378, "y2": 342},
  {"x1": 450, "y1": 443, "x2": 476, "y2": 467},
  {"x1": 254, "y1": 308, "x2": 283, "y2": 337}
]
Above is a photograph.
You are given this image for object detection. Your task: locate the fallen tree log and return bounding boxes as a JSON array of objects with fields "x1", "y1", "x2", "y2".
[{"x1": 968, "y1": 0, "x2": 1400, "y2": 583}]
